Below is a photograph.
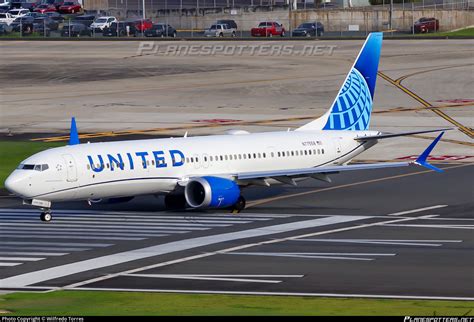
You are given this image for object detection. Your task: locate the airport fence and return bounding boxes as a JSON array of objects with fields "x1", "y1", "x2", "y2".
[{"x1": 10, "y1": 1, "x2": 473, "y2": 38}]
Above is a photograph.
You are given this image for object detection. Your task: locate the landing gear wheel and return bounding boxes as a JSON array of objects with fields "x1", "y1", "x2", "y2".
[
  {"x1": 231, "y1": 196, "x2": 246, "y2": 214},
  {"x1": 40, "y1": 212, "x2": 52, "y2": 222},
  {"x1": 164, "y1": 194, "x2": 186, "y2": 210}
]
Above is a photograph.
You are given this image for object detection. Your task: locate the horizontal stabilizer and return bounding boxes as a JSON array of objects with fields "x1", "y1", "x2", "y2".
[{"x1": 355, "y1": 128, "x2": 451, "y2": 141}]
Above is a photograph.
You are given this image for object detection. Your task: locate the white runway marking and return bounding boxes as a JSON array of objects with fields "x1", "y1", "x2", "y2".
[
  {"x1": 0, "y1": 223, "x2": 210, "y2": 230},
  {"x1": 0, "y1": 242, "x2": 112, "y2": 247},
  {"x1": 227, "y1": 252, "x2": 396, "y2": 261},
  {"x1": 294, "y1": 239, "x2": 463, "y2": 247},
  {"x1": 0, "y1": 220, "x2": 230, "y2": 230},
  {"x1": 1, "y1": 227, "x2": 190, "y2": 234},
  {"x1": 0, "y1": 263, "x2": 22, "y2": 267},
  {"x1": 0, "y1": 252, "x2": 69, "y2": 256},
  {"x1": 0, "y1": 247, "x2": 90, "y2": 252},
  {"x1": 0, "y1": 234, "x2": 149, "y2": 241},
  {"x1": 386, "y1": 205, "x2": 448, "y2": 216},
  {"x1": 0, "y1": 215, "x2": 369, "y2": 288},
  {"x1": 0, "y1": 257, "x2": 45, "y2": 261},
  {"x1": 384, "y1": 224, "x2": 474, "y2": 230},
  {"x1": 122, "y1": 274, "x2": 301, "y2": 284},
  {"x1": 0, "y1": 214, "x2": 252, "y2": 227}
]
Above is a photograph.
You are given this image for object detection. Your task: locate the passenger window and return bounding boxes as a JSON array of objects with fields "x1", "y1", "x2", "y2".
[
  {"x1": 291, "y1": 151, "x2": 294, "y2": 156},
  {"x1": 309, "y1": 150, "x2": 312, "y2": 155},
  {"x1": 322, "y1": 149, "x2": 325, "y2": 154},
  {"x1": 106, "y1": 163, "x2": 110, "y2": 169},
  {"x1": 210, "y1": 156, "x2": 213, "y2": 161},
  {"x1": 258, "y1": 153, "x2": 261, "y2": 158},
  {"x1": 87, "y1": 164, "x2": 91, "y2": 170},
  {"x1": 220, "y1": 156, "x2": 223, "y2": 161},
  {"x1": 304, "y1": 150, "x2": 308, "y2": 155},
  {"x1": 313, "y1": 149, "x2": 316, "y2": 154},
  {"x1": 271, "y1": 152, "x2": 274, "y2": 158},
  {"x1": 253, "y1": 153, "x2": 256, "y2": 159},
  {"x1": 263, "y1": 153, "x2": 266, "y2": 158},
  {"x1": 243, "y1": 154, "x2": 247, "y2": 159},
  {"x1": 229, "y1": 155, "x2": 232, "y2": 160},
  {"x1": 204, "y1": 156, "x2": 207, "y2": 162}
]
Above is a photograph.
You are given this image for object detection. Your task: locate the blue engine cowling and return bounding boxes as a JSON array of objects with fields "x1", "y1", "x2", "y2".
[{"x1": 184, "y1": 176, "x2": 240, "y2": 209}]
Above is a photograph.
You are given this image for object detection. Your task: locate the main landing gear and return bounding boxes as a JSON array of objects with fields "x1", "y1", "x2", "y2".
[
  {"x1": 164, "y1": 194, "x2": 187, "y2": 210},
  {"x1": 231, "y1": 196, "x2": 246, "y2": 214},
  {"x1": 40, "y1": 210, "x2": 52, "y2": 222}
]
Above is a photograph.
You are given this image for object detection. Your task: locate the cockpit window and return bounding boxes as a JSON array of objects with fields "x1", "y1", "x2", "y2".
[{"x1": 17, "y1": 164, "x2": 49, "y2": 171}]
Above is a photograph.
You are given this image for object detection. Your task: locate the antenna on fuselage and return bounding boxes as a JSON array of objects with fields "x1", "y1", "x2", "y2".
[{"x1": 68, "y1": 117, "x2": 80, "y2": 145}]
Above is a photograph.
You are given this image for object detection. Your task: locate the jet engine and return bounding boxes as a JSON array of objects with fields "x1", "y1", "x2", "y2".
[{"x1": 184, "y1": 176, "x2": 240, "y2": 209}]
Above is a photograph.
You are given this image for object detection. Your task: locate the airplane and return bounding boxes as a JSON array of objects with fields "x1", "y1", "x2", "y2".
[{"x1": 5, "y1": 32, "x2": 448, "y2": 222}]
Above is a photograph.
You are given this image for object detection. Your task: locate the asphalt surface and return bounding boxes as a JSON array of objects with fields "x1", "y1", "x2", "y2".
[{"x1": 0, "y1": 163, "x2": 472, "y2": 299}]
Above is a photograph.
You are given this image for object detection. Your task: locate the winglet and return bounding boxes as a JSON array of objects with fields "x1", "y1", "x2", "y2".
[
  {"x1": 413, "y1": 132, "x2": 444, "y2": 172},
  {"x1": 68, "y1": 117, "x2": 80, "y2": 146}
]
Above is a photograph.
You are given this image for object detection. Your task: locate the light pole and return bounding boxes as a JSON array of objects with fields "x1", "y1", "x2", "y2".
[{"x1": 142, "y1": 0, "x2": 146, "y2": 19}]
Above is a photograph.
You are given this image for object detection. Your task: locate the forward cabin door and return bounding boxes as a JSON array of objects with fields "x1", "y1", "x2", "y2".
[{"x1": 62, "y1": 154, "x2": 78, "y2": 182}]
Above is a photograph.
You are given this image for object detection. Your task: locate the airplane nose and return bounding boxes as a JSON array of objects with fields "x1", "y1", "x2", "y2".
[{"x1": 4, "y1": 171, "x2": 28, "y2": 197}]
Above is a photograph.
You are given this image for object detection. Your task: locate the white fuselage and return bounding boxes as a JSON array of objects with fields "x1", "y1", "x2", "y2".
[{"x1": 5, "y1": 130, "x2": 378, "y2": 203}]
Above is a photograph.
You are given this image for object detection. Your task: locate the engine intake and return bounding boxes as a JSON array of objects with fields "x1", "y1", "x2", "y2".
[{"x1": 184, "y1": 176, "x2": 240, "y2": 209}]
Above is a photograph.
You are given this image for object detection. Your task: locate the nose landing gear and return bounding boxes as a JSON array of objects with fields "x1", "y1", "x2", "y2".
[{"x1": 40, "y1": 210, "x2": 52, "y2": 222}]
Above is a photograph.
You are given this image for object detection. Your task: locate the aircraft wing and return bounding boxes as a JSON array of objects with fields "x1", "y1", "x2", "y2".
[
  {"x1": 237, "y1": 161, "x2": 409, "y2": 180},
  {"x1": 236, "y1": 132, "x2": 445, "y2": 184}
]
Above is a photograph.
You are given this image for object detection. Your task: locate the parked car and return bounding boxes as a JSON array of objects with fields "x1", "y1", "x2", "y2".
[
  {"x1": 11, "y1": 0, "x2": 39, "y2": 9},
  {"x1": 34, "y1": 3, "x2": 56, "y2": 13},
  {"x1": 8, "y1": 8, "x2": 29, "y2": 18},
  {"x1": 61, "y1": 22, "x2": 90, "y2": 36},
  {"x1": 33, "y1": 16, "x2": 57, "y2": 30},
  {"x1": 71, "y1": 14, "x2": 95, "y2": 27},
  {"x1": 39, "y1": 0, "x2": 63, "y2": 10},
  {"x1": 44, "y1": 11, "x2": 64, "y2": 22},
  {"x1": 58, "y1": 1, "x2": 80, "y2": 13},
  {"x1": 413, "y1": 17, "x2": 439, "y2": 33},
  {"x1": 89, "y1": 16, "x2": 116, "y2": 32},
  {"x1": 0, "y1": 21, "x2": 12, "y2": 34},
  {"x1": 0, "y1": 12, "x2": 14, "y2": 24},
  {"x1": 216, "y1": 19, "x2": 237, "y2": 30},
  {"x1": 10, "y1": 15, "x2": 34, "y2": 33},
  {"x1": 25, "y1": 11, "x2": 46, "y2": 18},
  {"x1": 292, "y1": 22, "x2": 324, "y2": 37},
  {"x1": 251, "y1": 21, "x2": 285, "y2": 37},
  {"x1": 204, "y1": 23, "x2": 236, "y2": 37},
  {"x1": 0, "y1": 0, "x2": 10, "y2": 11},
  {"x1": 144, "y1": 23, "x2": 177, "y2": 37},
  {"x1": 102, "y1": 21, "x2": 138, "y2": 37},
  {"x1": 127, "y1": 18, "x2": 152, "y2": 32}
]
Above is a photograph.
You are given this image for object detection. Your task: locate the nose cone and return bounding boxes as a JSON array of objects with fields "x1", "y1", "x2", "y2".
[{"x1": 5, "y1": 171, "x2": 29, "y2": 197}]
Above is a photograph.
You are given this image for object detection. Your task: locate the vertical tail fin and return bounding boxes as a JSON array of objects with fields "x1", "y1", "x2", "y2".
[{"x1": 297, "y1": 32, "x2": 383, "y2": 132}]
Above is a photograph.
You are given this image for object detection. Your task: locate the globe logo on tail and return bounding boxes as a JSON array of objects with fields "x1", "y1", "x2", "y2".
[{"x1": 323, "y1": 68, "x2": 373, "y2": 131}]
